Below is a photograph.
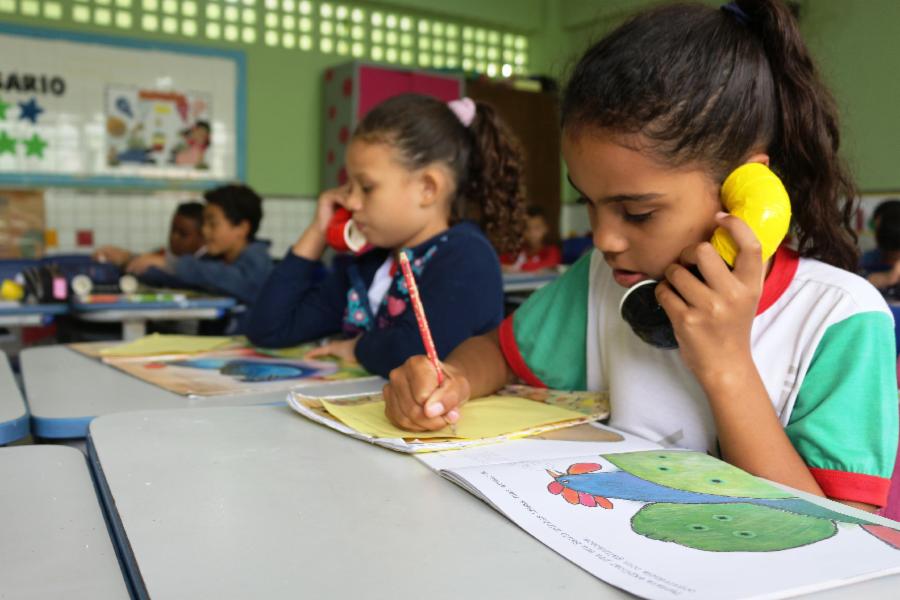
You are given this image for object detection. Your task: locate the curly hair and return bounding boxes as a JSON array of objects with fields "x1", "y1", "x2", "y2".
[
  {"x1": 354, "y1": 94, "x2": 526, "y2": 253},
  {"x1": 562, "y1": 0, "x2": 858, "y2": 271}
]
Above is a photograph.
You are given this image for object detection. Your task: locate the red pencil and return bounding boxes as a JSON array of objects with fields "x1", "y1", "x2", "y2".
[
  {"x1": 397, "y1": 250, "x2": 456, "y2": 433},
  {"x1": 398, "y1": 251, "x2": 443, "y2": 384}
]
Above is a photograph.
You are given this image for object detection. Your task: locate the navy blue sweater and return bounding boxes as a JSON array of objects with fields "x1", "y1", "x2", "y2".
[
  {"x1": 245, "y1": 222, "x2": 504, "y2": 377},
  {"x1": 140, "y1": 240, "x2": 274, "y2": 305}
]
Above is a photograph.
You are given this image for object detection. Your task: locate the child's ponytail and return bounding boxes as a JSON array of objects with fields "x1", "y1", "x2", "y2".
[
  {"x1": 736, "y1": 0, "x2": 858, "y2": 270},
  {"x1": 465, "y1": 101, "x2": 526, "y2": 254}
]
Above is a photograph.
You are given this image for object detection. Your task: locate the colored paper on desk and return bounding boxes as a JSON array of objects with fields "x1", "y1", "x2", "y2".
[
  {"x1": 99, "y1": 334, "x2": 236, "y2": 357},
  {"x1": 321, "y1": 396, "x2": 588, "y2": 440},
  {"x1": 288, "y1": 385, "x2": 609, "y2": 453}
]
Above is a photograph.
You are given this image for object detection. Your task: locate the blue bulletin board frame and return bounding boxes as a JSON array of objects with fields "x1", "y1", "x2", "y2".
[{"x1": 0, "y1": 23, "x2": 246, "y2": 190}]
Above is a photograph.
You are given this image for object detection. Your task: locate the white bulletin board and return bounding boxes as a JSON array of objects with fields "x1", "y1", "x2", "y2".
[{"x1": 0, "y1": 24, "x2": 245, "y2": 189}]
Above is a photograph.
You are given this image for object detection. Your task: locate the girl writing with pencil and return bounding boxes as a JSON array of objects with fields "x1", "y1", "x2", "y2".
[
  {"x1": 383, "y1": 0, "x2": 898, "y2": 513},
  {"x1": 245, "y1": 94, "x2": 526, "y2": 378}
]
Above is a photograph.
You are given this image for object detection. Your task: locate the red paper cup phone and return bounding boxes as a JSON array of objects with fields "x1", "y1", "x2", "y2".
[{"x1": 325, "y1": 207, "x2": 370, "y2": 254}]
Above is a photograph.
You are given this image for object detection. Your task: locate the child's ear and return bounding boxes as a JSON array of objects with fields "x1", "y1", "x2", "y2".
[
  {"x1": 237, "y1": 219, "x2": 251, "y2": 239},
  {"x1": 743, "y1": 152, "x2": 770, "y2": 167},
  {"x1": 418, "y1": 165, "x2": 450, "y2": 209}
]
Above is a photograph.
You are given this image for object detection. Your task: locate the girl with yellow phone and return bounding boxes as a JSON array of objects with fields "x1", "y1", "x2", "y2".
[{"x1": 382, "y1": 0, "x2": 897, "y2": 514}]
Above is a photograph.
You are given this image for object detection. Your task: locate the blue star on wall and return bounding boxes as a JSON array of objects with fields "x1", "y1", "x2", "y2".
[{"x1": 18, "y1": 98, "x2": 44, "y2": 124}]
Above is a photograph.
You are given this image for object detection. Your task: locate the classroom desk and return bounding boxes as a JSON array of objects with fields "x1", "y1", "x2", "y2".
[
  {"x1": 502, "y1": 270, "x2": 560, "y2": 293},
  {"x1": 20, "y1": 344, "x2": 290, "y2": 439},
  {"x1": 87, "y1": 405, "x2": 606, "y2": 599},
  {"x1": 71, "y1": 296, "x2": 237, "y2": 340},
  {"x1": 0, "y1": 302, "x2": 68, "y2": 327},
  {"x1": 0, "y1": 349, "x2": 28, "y2": 444},
  {"x1": 87, "y1": 405, "x2": 900, "y2": 600},
  {"x1": 0, "y1": 445, "x2": 130, "y2": 599}
]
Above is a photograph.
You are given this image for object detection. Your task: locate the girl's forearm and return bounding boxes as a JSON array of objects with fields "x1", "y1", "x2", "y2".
[
  {"x1": 699, "y1": 359, "x2": 825, "y2": 497},
  {"x1": 445, "y1": 328, "x2": 515, "y2": 398}
]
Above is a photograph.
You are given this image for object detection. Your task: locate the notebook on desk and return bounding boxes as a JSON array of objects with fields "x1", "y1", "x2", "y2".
[{"x1": 287, "y1": 384, "x2": 610, "y2": 453}]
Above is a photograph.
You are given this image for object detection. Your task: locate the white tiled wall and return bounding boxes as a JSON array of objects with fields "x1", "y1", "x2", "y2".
[
  {"x1": 33, "y1": 190, "x2": 900, "y2": 259},
  {"x1": 256, "y1": 196, "x2": 318, "y2": 257},
  {"x1": 42, "y1": 188, "x2": 317, "y2": 258}
]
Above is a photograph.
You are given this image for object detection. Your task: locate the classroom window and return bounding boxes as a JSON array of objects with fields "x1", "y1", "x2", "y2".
[
  {"x1": 21, "y1": 0, "x2": 39, "y2": 16},
  {"x1": 115, "y1": 10, "x2": 132, "y2": 27},
  {"x1": 44, "y1": 1, "x2": 63, "y2": 18},
  {"x1": 15, "y1": 0, "x2": 530, "y2": 76},
  {"x1": 141, "y1": 12, "x2": 158, "y2": 29}
]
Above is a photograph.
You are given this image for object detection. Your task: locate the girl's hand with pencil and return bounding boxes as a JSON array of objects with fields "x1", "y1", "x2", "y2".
[
  {"x1": 384, "y1": 356, "x2": 471, "y2": 432},
  {"x1": 384, "y1": 250, "x2": 469, "y2": 433}
]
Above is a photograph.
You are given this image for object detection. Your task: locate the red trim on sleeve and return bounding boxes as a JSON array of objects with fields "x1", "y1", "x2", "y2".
[
  {"x1": 756, "y1": 246, "x2": 800, "y2": 316},
  {"x1": 498, "y1": 314, "x2": 547, "y2": 388},
  {"x1": 809, "y1": 468, "x2": 891, "y2": 507}
]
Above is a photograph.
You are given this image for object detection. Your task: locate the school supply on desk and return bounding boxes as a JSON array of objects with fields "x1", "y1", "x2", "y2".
[
  {"x1": 397, "y1": 249, "x2": 456, "y2": 433},
  {"x1": 75, "y1": 291, "x2": 189, "y2": 305},
  {"x1": 287, "y1": 384, "x2": 609, "y2": 453},
  {"x1": 431, "y1": 441, "x2": 900, "y2": 600},
  {"x1": 70, "y1": 273, "x2": 139, "y2": 298},
  {"x1": 398, "y1": 250, "x2": 443, "y2": 384}
]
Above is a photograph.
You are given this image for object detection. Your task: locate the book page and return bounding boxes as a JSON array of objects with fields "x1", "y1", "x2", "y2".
[{"x1": 445, "y1": 450, "x2": 900, "y2": 599}]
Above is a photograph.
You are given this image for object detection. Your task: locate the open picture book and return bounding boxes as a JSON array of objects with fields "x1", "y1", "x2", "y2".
[
  {"x1": 287, "y1": 384, "x2": 610, "y2": 453},
  {"x1": 415, "y1": 431, "x2": 900, "y2": 600},
  {"x1": 69, "y1": 336, "x2": 382, "y2": 398}
]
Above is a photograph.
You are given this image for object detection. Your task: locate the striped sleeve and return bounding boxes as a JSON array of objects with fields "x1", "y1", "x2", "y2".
[
  {"x1": 786, "y1": 311, "x2": 899, "y2": 506},
  {"x1": 499, "y1": 253, "x2": 591, "y2": 390}
]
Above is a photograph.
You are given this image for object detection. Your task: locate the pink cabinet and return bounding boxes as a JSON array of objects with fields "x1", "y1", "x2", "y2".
[{"x1": 321, "y1": 62, "x2": 463, "y2": 188}]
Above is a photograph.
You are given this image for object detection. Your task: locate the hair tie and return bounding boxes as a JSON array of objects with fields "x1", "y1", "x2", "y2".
[
  {"x1": 721, "y1": 2, "x2": 750, "y2": 26},
  {"x1": 447, "y1": 97, "x2": 476, "y2": 127}
]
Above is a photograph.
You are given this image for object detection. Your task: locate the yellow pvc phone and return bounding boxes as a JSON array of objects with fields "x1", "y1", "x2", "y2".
[
  {"x1": 620, "y1": 162, "x2": 792, "y2": 349},
  {"x1": 711, "y1": 162, "x2": 792, "y2": 266}
]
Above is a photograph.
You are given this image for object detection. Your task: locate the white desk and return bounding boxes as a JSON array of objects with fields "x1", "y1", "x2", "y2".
[
  {"x1": 0, "y1": 349, "x2": 28, "y2": 444},
  {"x1": 0, "y1": 302, "x2": 67, "y2": 327},
  {"x1": 0, "y1": 445, "x2": 130, "y2": 599},
  {"x1": 88, "y1": 405, "x2": 610, "y2": 599},
  {"x1": 89, "y1": 405, "x2": 900, "y2": 600},
  {"x1": 71, "y1": 297, "x2": 236, "y2": 340},
  {"x1": 20, "y1": 345, "x2": 290, "y2": 439}
]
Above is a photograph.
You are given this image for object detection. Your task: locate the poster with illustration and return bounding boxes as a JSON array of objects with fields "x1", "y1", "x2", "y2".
[
  {"x1": 0, "y1": 29, "x2": 238, "y2": 184},
  {"x1": 442, "y1": 450, "x2": 900, "y2": 599},
  {"x1": 106, "y1": 87, "x2": 212, "y2": 170},
  {"x1": 102, "y1": 346, "x2": 375, "y2": 397}
]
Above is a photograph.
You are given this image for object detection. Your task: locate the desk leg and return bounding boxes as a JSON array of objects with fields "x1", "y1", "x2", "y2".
[{"x1": 122, "y1": 320, "x2": 146, "y2": 341}]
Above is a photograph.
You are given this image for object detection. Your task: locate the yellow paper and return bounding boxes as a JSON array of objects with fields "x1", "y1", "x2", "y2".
[
  {"x1": 99, "y1": 334, "x2": 236, "y2": 357},
  {"x1": 321, "y1": 396, "x2": 587, "y2": 440}
]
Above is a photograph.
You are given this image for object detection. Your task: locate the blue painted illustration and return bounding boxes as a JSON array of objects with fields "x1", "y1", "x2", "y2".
[{"x1": 546, "y1": 451, "x2": 900, "y2": 552}]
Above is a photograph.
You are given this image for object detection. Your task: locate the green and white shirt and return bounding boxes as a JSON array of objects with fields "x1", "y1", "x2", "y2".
[{"x1": 500, "y1": 247, "x2": 899, "y2": 506}]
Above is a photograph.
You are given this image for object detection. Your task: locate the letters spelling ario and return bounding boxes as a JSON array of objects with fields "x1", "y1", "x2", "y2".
[{"x1": 0, "y1": 72, "x2": 66, "y2": 96}]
